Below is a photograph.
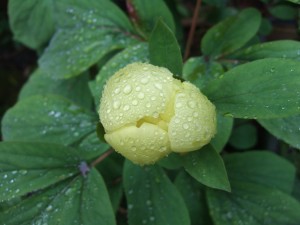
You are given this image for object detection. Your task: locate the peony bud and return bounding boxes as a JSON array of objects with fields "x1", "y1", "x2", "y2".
[{"x1": 99, "y1": 63, "x2": 216, "y2": 165}]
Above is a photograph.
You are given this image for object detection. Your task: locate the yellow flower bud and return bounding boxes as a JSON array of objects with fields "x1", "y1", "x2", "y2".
[{"x1": 99, "y1": 62, "x2": 217, "y2": 165}]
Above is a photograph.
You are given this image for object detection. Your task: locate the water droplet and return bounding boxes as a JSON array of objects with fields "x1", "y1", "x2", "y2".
[
  {"x1": 123, "y1": 105, "x2": 130, "y2": 111},
  {"x1": 113, "y1": 101, "x2": 121, "y2": 109},
  {"x1": 132, "y1": 146, "x2": 137, "y2": 151},
  {"x1": 141, "y1": 77, "x2": 149, "y2": 84},
  {"x1": 123, "y1": 85, "x2": 132, "y2": 94},
  {"x1": 136, "y1": 86, "x2": 141, "y2": 91},
  {"x1": 138, "y1": 93, "x2": 145, "y2": 99},
  {"x1": 193, "y1": 112, "x2": 199, "y2": 118},
  {"x1": 176, "y1": 102, "x2": 183, "y2": 108},
  {"x1": 154, "y1": 83, "x2": 162, "y2": 90},
  {"x1": 132, "y1": 100, "x2": 138, "y2": 105},
  {"x1": 46, "y1": 205, "x2": 53, "y2": 211},
  {"x1": 114, "y1": 88, "x2": 121, "y2": 94},
  {"x1": 188, "y1": 101, "x2": 196, "y2": 108},
  {"x1": 183, "y1": 123, "x2": 189, "y2": 129},
  {"x1": 174, "y1": 118, "x2": 180, "y2": 123},
  {"x1": 146, "y1": 103, "x2": 151, "y2": 108}
]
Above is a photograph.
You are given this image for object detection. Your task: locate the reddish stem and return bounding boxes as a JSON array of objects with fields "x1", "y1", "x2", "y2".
[
  {"x1": 183, "y1": 0, "x2": 202, "y2": 61},
  {"x1": 90, "y1": 149, "x2": 114, "y2": 167}
]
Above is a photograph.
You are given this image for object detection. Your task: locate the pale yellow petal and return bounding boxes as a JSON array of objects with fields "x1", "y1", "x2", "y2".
[
  {"x1": 99, "y1": 63, "x2": 174, "y2": 132},
  {"x1": 169, "y1": 82, "x2": 217, "y2": 152},
  {"x1": 104, "y1": 123, "x2": 171, "y2": 165}
]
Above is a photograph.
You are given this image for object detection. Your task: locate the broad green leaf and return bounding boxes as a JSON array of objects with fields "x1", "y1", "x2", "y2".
[
  {"x1": 1, "y1": 95, "x2": 97, "y2": 145},
  {"x1": 8, "y1": 0, "x2": 55, "y2": 49},
  {"x1": 128, "y1": 0, "x2": 175, "y2": 36},
  {"x1": 95, "y1": 151, "x2": 124, "y2": 212},
  {"x1": 293, "y1": 177, "x2": 300, "y2": 201},
  {"x1": 174, "y1": 171, "x2": 213, "y2": 225},
  {"x1": 183, "y1": 57, "x2": 224, "y2": 90},
  {"x1": 229, "y1": 122, "x2": 257, "y2": 150},
  {"x1": 210, "y1": 113, "x2": 233, "y2": 153},
  {"x1": 233, "y1": 40, "x2": 300, "y2": 61},
  {"x1": 207, "y1": 182, "x2": 300, "y2": 225},
  {"x1": 269, "y1": 4, "x2": 298, "y2": 20},
  {"x1": 149, "y1": 19, "x2": 183, "y2": 76},
  {"x1": 19, "y1": 69, "x2": 93, "y2": 109},
  {"x1": 158, "y1": 152, "x2": 183, "y2": 170},
  {"x1": 259, "y1": 115, "x2": 300, "y2": 149},
  {"x1": 286, "y1": 0, "x2": 300, "y2": 4},
  {"x1": 201, "y1": 8, "x2": 261, "y2": 58},
  {"x1": 224, "y1": 151, "x2": 296, "y2": 193},
  {"x1": 0, "y1": 168, "x2": 116, "y2": 225},
  {"x1": 91, "y1": 42, "x2": 149, "y2": 108},
  {"x1": 123, "y1": 161, "x2": 190, "y2": 225},
  {"x1": 183, "y1": 145, "x2": 231, "y2": 192},
  {"x1": 0, "y1": 142, "x2": 81, "y2": 202},
  {"x1": 79, "y1": 132, "x2": 110, "y2": 159},
  {"x1": 206, "y1": 151, "x2": 299, "y2": 225},
  {"x1": 203, "y1": 58, "x2": 300, "y2": 119},
  {"x1": 39, "y1": 0, "x2": 138, "y2": 79}
]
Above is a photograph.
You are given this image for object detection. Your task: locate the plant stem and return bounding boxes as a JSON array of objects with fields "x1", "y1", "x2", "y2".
[
  {"x1": 90, "y1": 148, "x2": 114, "y2": 167},
  {"x1": 183, "y1": 0, "x2": 202, "y2": 61}
]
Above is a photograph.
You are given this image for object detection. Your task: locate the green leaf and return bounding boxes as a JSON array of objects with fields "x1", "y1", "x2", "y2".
[
  {"x1": 269, "y1": 4, "x2": 298, "y2": 20},
  {"x1": 259, "y1": 115, "x2": 300, "y2": 149},
  {"x1": 183, "y1": 145, "x2": 231, "y2": 192},
  {"x1": 1, "y1": 95, "x2": 97, "y2": 146},
  {"x1": 174, "y1": 171, "x2": 213, "y2": 225},
  {"x1": 207, "y1": 182, "x2": 300, "y2": 225},
  {"x1": 0, "y1": 168, "x2": 116, "y2": 225},
  {"x1": 206, "y1": 151, "x2": 300, "y2": 225},
  {"x1": 183, "y1": 57, "x2": 224, "y2": 90},
  {"x1": 39, "y1": 0, "x2": 138, "y2": 79},
  {"x1": 8, "y1": 0, "x2": 55, "y2": 49},
  {"x1": 210, "y1": 113, "x2": 233, "y2": 153},
  {"x1": 128, "y1": 0, "x2": 176, "y2": 36},
  {"x1": 229, "y1": 121, "x2": 257, "y2": 150},
  {"x1": 158, "y1": 152, "x2": 183, "y2": 170},
  {"x1": 91, "y1": 42, "x2": 149, "y2": 108},
  {"x1": 0, "y1": 142, "x2": 81, "y2": 202},
  {"x1": 224, "y1": 151, "x2": 296, "y2": 193},
  {"x1": 19, "y1": 69, "x2": 93, "y2": 109},
  {"x1": 233, "y1": 40, "x2": 300, "y2": 61},
  {"x1": 79, "y1": 132, "x2": 110, "y2": 159},
  {"x1": 123, "y1": 161, "x2": 190, "y2": 225},
  {"x1": 286, "y1": 0, "x2": 300, "y2": 4},
  {"x1": 201, "y1": 8, "x2": 261, "y2": 58},
  {"x1": 203, "y1": 58, "x2": 300, "y2": 119},
  {"x1": 149, "y1": 19, "x2": 183, "y2": 76}
]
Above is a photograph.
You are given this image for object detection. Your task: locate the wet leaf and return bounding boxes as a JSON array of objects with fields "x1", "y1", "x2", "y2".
[
  {"x1": 183, "y1": 145, "x2": 231, "y2": 192},
  {"x1": 207, "y1": 151, "x2": 300, "y2": 225},
  {"x1": 210, "y1": 113, "x2": 233, "y2": 153},
  {"x1": 203, "y1": 58, "x2": 300, "y2": 119},
  {"x1": 123, "y1": 161, "x2": 190, "y2": 225},
  {"x1": 19, "y1": 69, "x2": 93, "y2": 109},
  {"x1": 1, "y1": 95, "x2": 97, "y2": 146},
  {"x1": 90, "y1": 42, "x2": 149, "y2": 109},
  {"x1": 149, "y1": 19, "x2": 183, "y2": 76},
  {"x1": 259, "y1": 115, "x2": 300, "y2": 149},
  {"x1": 201, "y1": 8, "x2": 261, "y2": 58},
  {"x1": 224, "y1": 151, "x2": 296, "y2": 193},
  {"x1": 183, "y1": 57, "x2": 224, "y2": 90},
  {"x1": 8, "y1": 0, "x2": 55, "y2": 49},
  {"x1": 232, "y1": 40, "x2": 300, "y2": 61},
  {"x1": 174, "y1": 171, "x2": 213, "y2": 225},
  {"x1": 128, "y1": 0, "x2": 175, "y2": 37},
  {"x1": 0, "y1": 142, "x2": 81, "y2": 202},
  {"x1": 0, "y1": 167, "x2": 116, "y2": 225},
  {"x1": 39, "y1": 0, "x2": 138, "y2": 79}
]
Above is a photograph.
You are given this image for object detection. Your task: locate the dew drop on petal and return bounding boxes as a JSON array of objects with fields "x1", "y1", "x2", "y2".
[
  {"x1": 138, "y1": 92, "x2": 145, "y2": 99},
  {"x1": 123, "y1": 84, "x2": 132, "y2": 94}
]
